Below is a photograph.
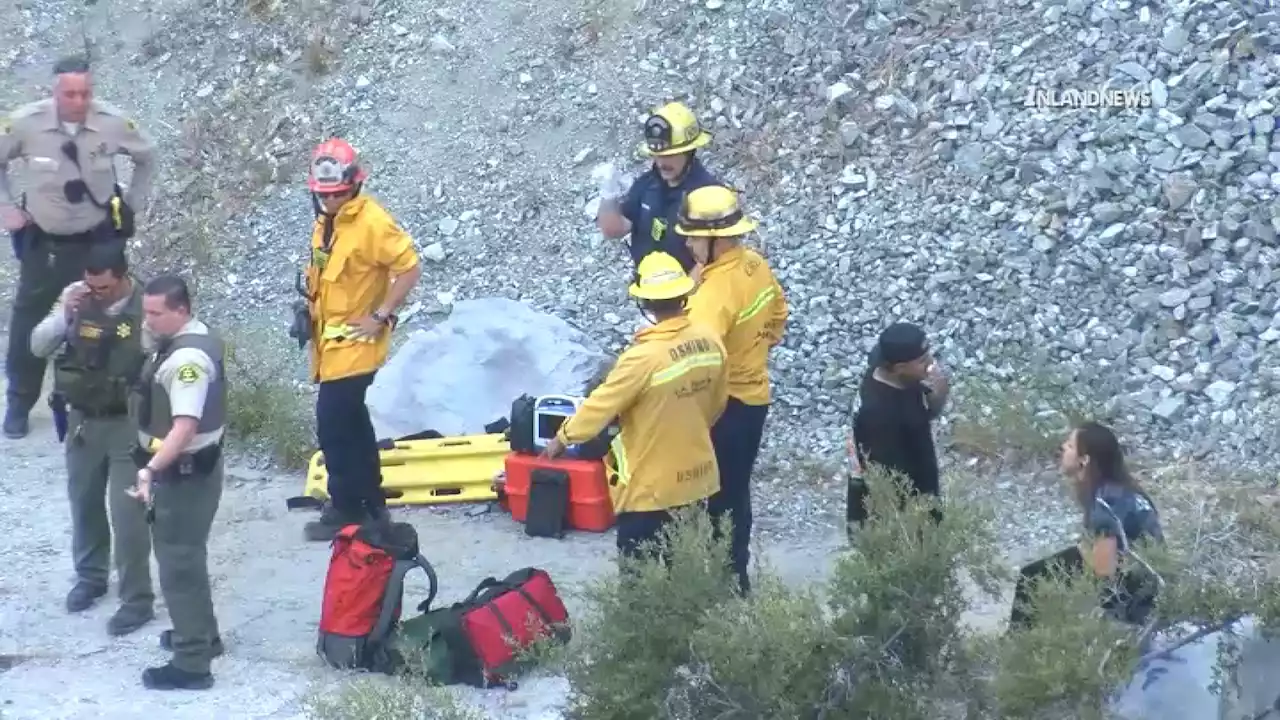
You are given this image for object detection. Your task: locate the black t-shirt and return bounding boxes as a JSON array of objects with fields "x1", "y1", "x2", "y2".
[
  {"x1": 1086, "y1": 484, "x2": 1164, "y2": 552},
  {"x1": 852, "y1": 371, "x2": 940, "y2": 495}
]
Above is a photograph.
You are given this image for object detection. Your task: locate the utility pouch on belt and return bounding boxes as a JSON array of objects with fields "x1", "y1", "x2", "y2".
[{"x1": 288, "y1": 300, "x2": 312, "y2": 349}]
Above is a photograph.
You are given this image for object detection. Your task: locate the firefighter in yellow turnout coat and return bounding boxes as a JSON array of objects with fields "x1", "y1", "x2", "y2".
[
  {"x1": 298, "y1": 138, "x2": 422, "y2": 542},
  {"x1": 679, "y1": 185, "x2": 789, "y2": 594},
  {"x1": 543, "y1": 252, "x2": 729, "y2": 560}
]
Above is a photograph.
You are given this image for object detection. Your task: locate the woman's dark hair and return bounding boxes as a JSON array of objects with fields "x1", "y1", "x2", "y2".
[{"x1": 1073, "y1": 421, "x2": 1143, "y2": 506}]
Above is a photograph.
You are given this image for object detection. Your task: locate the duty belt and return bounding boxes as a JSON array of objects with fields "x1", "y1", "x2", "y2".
[{"x1": 71, "y1": 403, "x2": 129, "y2": 418}]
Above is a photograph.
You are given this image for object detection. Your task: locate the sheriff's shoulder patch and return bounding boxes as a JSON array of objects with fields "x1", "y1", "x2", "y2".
[{"x1": 176, "y1": 363, "x2": 201, "y2": 385}]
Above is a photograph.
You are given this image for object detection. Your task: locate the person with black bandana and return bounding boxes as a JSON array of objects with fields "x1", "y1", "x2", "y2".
[
  {"x1": 595, "y1": 101, "x2": 720, "y2": 272},
  {"x1": 848, "y1": 322, "x2": 950, "y2": 527}
]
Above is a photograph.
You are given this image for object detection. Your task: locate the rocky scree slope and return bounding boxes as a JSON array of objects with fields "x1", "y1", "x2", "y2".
[
  {"x1": 208, "y1": 0, "x2": 1280, "y2": 473},
  {"x1": 2, "y1": 0, "x2": 1278, "y2": 539}
]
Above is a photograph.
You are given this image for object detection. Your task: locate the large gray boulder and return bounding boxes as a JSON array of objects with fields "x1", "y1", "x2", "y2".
[{"x1": 366, "y1": 298, "x2": 608, "y2": 440}]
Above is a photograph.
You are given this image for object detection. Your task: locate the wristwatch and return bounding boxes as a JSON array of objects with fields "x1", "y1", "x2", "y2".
[{"x1": 372, "y1": 310, "x2": 397, "y2": 327}]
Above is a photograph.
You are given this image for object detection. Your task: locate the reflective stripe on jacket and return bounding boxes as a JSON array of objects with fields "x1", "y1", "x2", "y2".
[
  {"x1": 304, "y1": 195, "x2": 419, "y2": 382},
  {"x1": 686, "y1": 246, "x2": 788, "y2": 406},
  {"x1": 555, "y1": 316, "x2": 729, "y2": 513}
]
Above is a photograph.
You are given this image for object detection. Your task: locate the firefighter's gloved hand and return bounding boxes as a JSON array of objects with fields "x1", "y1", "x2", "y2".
[
  {"x1": 288, "y1": 301, "x2": 312, "y2": 350},
  {"x1": 592, "y1": 162, "x2": 633, "y2": 201}
]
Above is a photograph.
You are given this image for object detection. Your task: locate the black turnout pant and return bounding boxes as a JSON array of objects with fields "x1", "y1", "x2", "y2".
[
  {"x1": 316, "y1": 371, "x2": 384, "y2": 515},
  {"x1": 707, "y1": 397, "x2": 769, "y2": 594}
]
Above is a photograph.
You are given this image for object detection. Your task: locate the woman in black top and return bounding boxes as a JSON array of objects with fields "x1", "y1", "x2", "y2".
[{"x1": 1009, "y1": 421, "x2": 1165, "y2": 629}]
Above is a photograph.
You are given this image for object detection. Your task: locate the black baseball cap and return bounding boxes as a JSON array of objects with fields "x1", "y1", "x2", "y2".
[{"x1": 870, "y1": 322, "x2": 930, "y2": 367}]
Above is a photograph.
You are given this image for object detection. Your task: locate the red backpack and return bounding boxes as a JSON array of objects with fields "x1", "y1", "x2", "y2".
[{"x1": 317, "y1": 521, "x2": 437, "y2": 673}]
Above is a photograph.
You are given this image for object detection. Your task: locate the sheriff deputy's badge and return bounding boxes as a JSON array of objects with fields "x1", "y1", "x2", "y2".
[{"x1": 117, "y1": 324, "x2": 132, "y2": 339}]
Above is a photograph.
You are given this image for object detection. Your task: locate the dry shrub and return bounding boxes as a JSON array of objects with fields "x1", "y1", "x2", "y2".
[
  {"x1": 947, "y1": 367, "x2": 1106, "y2": 467},
  {"x1": 303, "y1": 673, "x2": 483, "y2": 720},
  {"x1": 224, "y1": 326, "x2": 314, "y2": 468}
]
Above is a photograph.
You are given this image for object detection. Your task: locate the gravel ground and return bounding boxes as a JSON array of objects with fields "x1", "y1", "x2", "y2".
[{"x1": 2, "y1": 0, "x2": 1278, "y2": 714}]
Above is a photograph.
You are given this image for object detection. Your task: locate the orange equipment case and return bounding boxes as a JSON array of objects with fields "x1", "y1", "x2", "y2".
[{"x1": 503, "y1": 452, "x2": 615, "y2": 533}]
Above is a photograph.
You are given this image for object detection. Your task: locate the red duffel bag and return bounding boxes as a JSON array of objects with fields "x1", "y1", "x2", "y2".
[{"x1": 446, "y1": 567, "x2": 572, "y2": 688}]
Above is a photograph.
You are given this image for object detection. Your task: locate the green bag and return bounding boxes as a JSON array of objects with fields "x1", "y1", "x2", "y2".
[{"x1": 391, "y1": 606, "x2": 469, "y2": 684}]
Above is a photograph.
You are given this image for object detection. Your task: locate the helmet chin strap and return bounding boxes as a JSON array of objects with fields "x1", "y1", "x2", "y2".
[
  {"x1": 635, "y1": 298, "x2": 656, "y2": 326},
  {"x1": 635, "y1": 297, "x2": 689, "y2": 325},
  {"x1": 311, "y1": 182, "x2": 364, "y2": 217}
]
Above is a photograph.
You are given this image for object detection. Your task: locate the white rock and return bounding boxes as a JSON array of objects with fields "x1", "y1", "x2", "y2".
[
  {"x1": 423, "y1": 242, "x2": 446, "y2": 262},
  {"x1": 429, "y1": 34, "x2": 455, "y2": 53},
  {"x1": 826, "y1": 82, "x2": 853, "y2": 104},
  {"x1": 1203, "y1": 380, "x2": 1237, "y2": 405}
]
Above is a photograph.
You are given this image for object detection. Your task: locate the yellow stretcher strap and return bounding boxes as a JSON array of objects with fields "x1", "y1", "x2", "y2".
[{"x1": 321, "y1": 323, "x2": 378, "y2": 343}]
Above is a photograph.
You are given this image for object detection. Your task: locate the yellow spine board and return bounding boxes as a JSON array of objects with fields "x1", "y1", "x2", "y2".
[{"x1": 303, "y1": 433, "x2": 509, "y2": 507}]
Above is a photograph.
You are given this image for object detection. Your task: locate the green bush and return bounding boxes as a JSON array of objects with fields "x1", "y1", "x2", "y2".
[
  {"x1": 303, "y1": 674, "x2": 483, "y2": 720},
  {"x1": 563, "y1": 509, "x2": 738, "y2": 720},
  {"x1": 223, "y1": 326, "x2": 314, "y2": 468},
  {"x1": 556, "y1": 465, "x2": 1280, "y2": 720},
  {"x1": 305, "y1": 461, "x2": 1280, "y2": 720}
]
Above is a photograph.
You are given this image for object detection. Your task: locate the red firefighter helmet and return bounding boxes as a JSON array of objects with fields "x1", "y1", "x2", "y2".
[{"x1": 307, "y1": 138, "x2": 368, "y2": 193}]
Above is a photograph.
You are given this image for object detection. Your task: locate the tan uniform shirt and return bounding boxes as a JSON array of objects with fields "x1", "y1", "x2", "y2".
[
  {"x1": 0, "y1": 98, "x2": 156, "y2": 235},
  {"x1": 29, "y1": 280, "x2": 136, "y2": 358},
  {"x1": 138, "y1": 319, "x2": 224, "y2": 452}
]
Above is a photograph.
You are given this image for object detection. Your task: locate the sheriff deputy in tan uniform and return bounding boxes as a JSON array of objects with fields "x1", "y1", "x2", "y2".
[
  {"x1": 127, "y1": 274, "x2": 225, "y2": 691},
  {"x1": 0, "y1": 54, "x2": 156, "y2": 439}
]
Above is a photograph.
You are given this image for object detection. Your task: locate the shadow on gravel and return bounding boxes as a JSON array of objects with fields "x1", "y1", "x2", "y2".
[{"x1": 0, "y1": 654, "x2": 32, "y2": 672}]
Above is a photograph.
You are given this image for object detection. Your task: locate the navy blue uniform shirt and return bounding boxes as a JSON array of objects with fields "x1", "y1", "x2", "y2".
[{"x1": 619, "y1": 156, "x2": 718, "y2": 272}]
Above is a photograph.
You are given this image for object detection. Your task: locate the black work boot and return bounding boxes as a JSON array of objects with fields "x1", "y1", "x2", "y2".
[
  {"x1": 160, "y1": 629, "x2": 225, "y2": 658},
  {"x1": 303, "y1": 503, "x2": 366, "y2": 542},
  {"x1": 2, "y1": 406, "x2": 29, "y2": 439},
  {"x1": 141, "y1": 662, "x2": 214, "y2": 691},
  {"x1": 66, "y1": 582, "x2": 107, "y2": 613},
  {"x1": 107, "y1": 604, "x2": 156, "y2": 636}
]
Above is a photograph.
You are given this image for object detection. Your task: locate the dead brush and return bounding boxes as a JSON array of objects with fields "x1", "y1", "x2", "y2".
[
  {"x1": 304, "y1": 27, "x2": 340, "y2": 77},
  {"x1": 244, "y1": 0, "x2": 276, "y2": 19},
  {"x1": 729, "y1": 126, "x2": 785, "y2": 191},
  {"x1": 946, "y1": 368, "x2": 1107, "y2": 472}
]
